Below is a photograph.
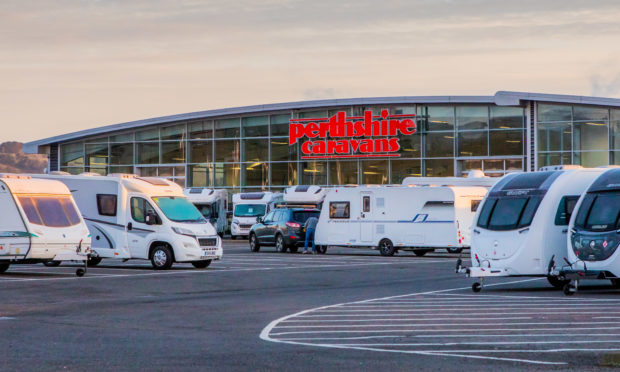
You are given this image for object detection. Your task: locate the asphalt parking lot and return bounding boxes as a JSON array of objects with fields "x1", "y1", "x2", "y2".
[{"x1": 1, "y1": 240, "x2": 619, "y2": 371}]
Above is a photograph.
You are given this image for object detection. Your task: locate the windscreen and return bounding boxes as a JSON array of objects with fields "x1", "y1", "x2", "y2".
[
  {"x1": 477, "y1": 196, "x2": 542, "y2": 231},
  {"x1": 234, "y1": 204, "x2": 266, "y2": 217},
  {"x1": 18, "y1": 196, "x2": 82, "y2": 227},
  {"x1": 195, "y1": 203, "x2": 215, "y2": 219},
  {"x1": 575, "y1": 191, "x2": 620, "y2": 232},
  {"x1": 152, "y1": 196, "x2": 205, "y2": 223},
  {"x1": 292, "y1": 211, "x2": 320, "y2": 223}
]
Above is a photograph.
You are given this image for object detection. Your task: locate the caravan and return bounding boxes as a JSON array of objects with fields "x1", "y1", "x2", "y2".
[
  {"x1": 184, "y1": 188, "x2": 228, "y2": 237},
  {"x1": 0, "y1": 174, "x2": 90, "y2": 276},
  {"x1": 33, "y1": 173, "x2": 222, "y2": 269},
  {"x1": 283, "y1": 185, "x2": 328, "y2": 208},
  {"x1": 314, "y1": 184, "x2": 489, "y2": 256},
  {"x1": 231, "y1": 192, "x2": 283, "y2": 239},
  {"x1": 462, "y1": 167, "x2": 606, "y2": 292},
  {"x1": 559, "y1": 168, "x2": 620, "y2": 294}
]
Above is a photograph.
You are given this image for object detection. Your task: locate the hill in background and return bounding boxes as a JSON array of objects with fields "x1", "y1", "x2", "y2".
[{"x1": 0, "y1": 142, "x2": 47, "y2": 173}]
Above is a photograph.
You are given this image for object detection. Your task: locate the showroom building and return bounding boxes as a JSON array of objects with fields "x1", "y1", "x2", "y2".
[{"x1": 25, "y1": 91, "x2": 620, "y2": 194}]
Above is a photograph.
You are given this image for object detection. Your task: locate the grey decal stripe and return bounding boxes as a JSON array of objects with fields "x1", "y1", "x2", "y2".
[
  {"x1": 84, "y1": 217, "x2": 155, "y2": 233},
  {"x1": 92, "y1": 225, "x2": 114, "y2": 249}
]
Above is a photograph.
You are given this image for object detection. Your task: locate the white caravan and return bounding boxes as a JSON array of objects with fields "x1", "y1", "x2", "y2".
[
  {"x1": 314, "y1": 184, "x2": 489, "y2": 256},
  {"x1": 462, "y1": 167, "x2": 606, "y2": 293},
  {"x1": 33, "y1": 173, "x2": 222, "y2": 269},
  {"x1": 231, "y1": 192, "x2": 283, "y2": 239},
  {"x1": 559, "y1": 167, "x2": 620, "y2": 295},
  {"x1": 283, "y1": 185, "x2": 328, "y2": 207},
  {"x1": 402, "y1": 170, "x2": 498, "y2": 188},
  {"x1": 184, "y1": 188, "x2": 228, "y2": 237},
  {"x1": 0, "y1": 174, "x2": 90, "y2": 276}
]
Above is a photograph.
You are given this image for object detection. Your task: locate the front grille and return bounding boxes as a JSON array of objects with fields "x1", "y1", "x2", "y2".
[
  {"x1": 239, "y1": 224, "x2": 253, "y2": 229},
  {"x1": 199, "y1": 238, "x2": 218, "y2": 247}
]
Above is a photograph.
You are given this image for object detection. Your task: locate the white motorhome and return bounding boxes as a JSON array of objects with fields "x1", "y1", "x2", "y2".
[
  {"x1": 231, "y1": 192, "x2": 283, "y2": 239},
  {"x1": 559, "y1": 167, "x2": 620, "y2": 295},
  {"x1": 314, "y1": 184, "x2": 489, "y2": 256},
  {"x1": 462, "y1": 167, "x2": 606, "y2": 293},
  {"x1": 33, "y1": 173, "x2": 222, "y2": 269},
  {"x1": 283, "y1": 185, "x2": 328, "y2": 207},
  {"x1": 0, "y1": 174, "x2": 90, "y2": 276},
  {"x1": 184, "y1": 188, "x2": 228, "y2": 237}
]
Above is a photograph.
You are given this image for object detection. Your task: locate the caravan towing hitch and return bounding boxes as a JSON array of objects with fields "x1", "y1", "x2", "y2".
[
  {"x1": 75, "y1": 240, "x2": 87, "y2": 277},
  {"x1": 455, "y1": 255, "x2": 485, "y2": 293}
]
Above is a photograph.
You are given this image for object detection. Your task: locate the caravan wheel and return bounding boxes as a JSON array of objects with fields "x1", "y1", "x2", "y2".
[
  {"x1": 413, "y1": 250, "x2": 427, "y2": 257},
  {"x1": 87, "y1": 257, "x2": 102, "y2": 267},
  {"x1": 378, "y1": 239, "x2": 395, "y2": 257},
  {"x1": 0, "y1": 262, "x2": 9, "y2": 273},
  {"x1": 192, "y1": 260, "x2": 212, "y2": 269},
  {"x1": 317, "y1": 246, "x2": 327, "y2": 254},
  {"x1": 151, "y1": 245, "x2": 174, "y2": 270},
  {"x1": 547, "y1": 276, "x2": 569, "y2": 289},
  {"x1": 447, "y1": 247, "x2": 463, "y2": 254}
]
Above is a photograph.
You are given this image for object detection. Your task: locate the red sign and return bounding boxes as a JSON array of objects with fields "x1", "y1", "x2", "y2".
[{"x1": 289, "y1": 110, "x2": 417, "y2": 159}]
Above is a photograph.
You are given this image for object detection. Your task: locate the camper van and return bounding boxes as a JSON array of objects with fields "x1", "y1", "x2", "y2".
[
  {"x1": 283, "y1": 185, "x2": 328, "y2": 207},
  {"x1": 559, "y1": 168, "x2": 620, "y2": 295},
  {"x1": 462, "y1": 167, "x2": 606, "y2": 293},
  {"x1": 184, "y1": 188, "x2": 228, "y2": 237},
  {"x1": 0, "y1": 174, "x2": 90, "y2": 276},
  {"x1": 231, "y1": 192, "x2": 283, "y2": 239},
  {"x1": 33, "y1": 173, "x2": 222, "y2": 269},
  {"x1": 314, "y1": 184, "x2": 488, "y2": 256}
]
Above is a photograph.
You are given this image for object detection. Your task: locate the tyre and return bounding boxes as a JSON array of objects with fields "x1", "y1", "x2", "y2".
[
  {"x1": 218, "y1": 232, "x2": 223, "y2": 238},
  {"x1": 249, "y1": 233, "x2": 261, "y2": 252},
  {"x1": 275, "y1": 235, "x2": 288, "y2": 253},
  {"x1": 192, "y1": 260, "x2": 212, "y2": 269},
  {"x1": 231, "y1": 235, "x2": 237, "y2": 240},
  {"x1": 446, "y1": 247, "x2": 463, "y2": 254},
  {"x1": 317, "y1": 246, "x2": 327, "y2": 254},
  {"x1": 378, "y1": 239, "x2": 395, "y2": 257},
  {"x1": 289, "y1": 246, "x2": 299, "y2": 253},
  {"x1": 563, "y1": 283, "x2": 575, "y2": 296},
  {"x1": 150, "y1": 245, "x2": 174, "y2": 270},
  {"x1": 413, "y1": 249, "x2": 427, "y2": 257},
  {"x1": 43, "y1": 261, "x2": 61, "y2": 267},
  {"x1": 472, "y1": 282, "x2": 482, "y2": 293},
  {"x1": 87, "y1": 257, "x2": 102, "y2": 267},
  {"x1": 0, "y1": 262, "x2": 9, "y2": 273},
  {"x1": 611, "y1": 279, "x2": 620, "y2": 288},
  {"x1": 547, "y1": 276, "x2": 569, "y2": 289}
]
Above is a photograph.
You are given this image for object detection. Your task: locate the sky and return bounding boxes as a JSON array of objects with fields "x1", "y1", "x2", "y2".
[{"x1": 2, "y1": 0, "x2": 620, "y2": 143}]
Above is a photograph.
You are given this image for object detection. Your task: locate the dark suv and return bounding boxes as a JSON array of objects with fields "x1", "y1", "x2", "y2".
[{"x1": 249, "y1": 207, "x2": 320, "y2": 253}]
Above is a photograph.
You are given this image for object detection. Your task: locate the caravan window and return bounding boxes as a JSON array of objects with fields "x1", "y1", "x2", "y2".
[
  {"x1": 575, "y1": 191, "x2": 620, "y2": 232},
  {"x1": 18, "y1": 196, "x2": 81, "y2": 227},
  {"x1": 471, "y1": 200, "x2": 481, "y2": 212},
  {"x1": 18, "y1": 197, "x2": 43, "y2": 225},
  {"x1": 59, "y1": 198, "x2": 81, "y2": 225},
  {"x1": 97, "y1": 194, "x2": 117, "y2": 216},
  {"x1": 362, "y1": 196, "x2": 371, "y2": 213},
  {"x1": 477, "y1": 196, "x2": 542, "y2": 231},
  {"x1": 554, "y1": 195, "x2": 580, "y2": 226},
  {"x1": 329, "y1": 202, "x2": 350, "y2": 219}
]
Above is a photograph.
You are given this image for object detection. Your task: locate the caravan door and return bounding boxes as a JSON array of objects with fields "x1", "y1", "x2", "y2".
[
  {"x1": 359, "y1": 192, "x2": 373, "y2": 243},
  {"x1": 127, "y1": 195, "x2": 157, "y2": 259}
]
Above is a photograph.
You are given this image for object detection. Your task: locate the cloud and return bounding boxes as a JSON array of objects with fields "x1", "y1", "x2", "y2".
[{"x1": 590, "y1": 73, "x2": 620, "y2": 97}]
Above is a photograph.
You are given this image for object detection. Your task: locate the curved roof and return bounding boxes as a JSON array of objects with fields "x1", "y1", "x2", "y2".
[{"x1": 24, "y1": 91, "x2": 620, "y2": 154}]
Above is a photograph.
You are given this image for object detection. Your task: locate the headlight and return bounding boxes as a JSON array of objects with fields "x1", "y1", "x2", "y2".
[
  {"x1": 232, "y1": 219, "x2": 239, "y2": 225},
  {"x1": 172, "y1": 226, "x2": 196, "y2": 237}
]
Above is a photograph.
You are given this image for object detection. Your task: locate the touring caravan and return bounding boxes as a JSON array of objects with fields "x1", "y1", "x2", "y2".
[
  {"x1": 461, "y1": 167, "x2": 606, "y2": 293},
  {"x1": 402, "y1": 170, "x2": 498, "y2": 188},
  {"x1": 0, "y1": 174, "x2": 90, "y2": 276},
  {"x1": 33, "y1": 173, "x2": 222, "y2": 269},
  {"x1": 184, "y1": 188, "x2": 228, "y2": 237},
  {"x1": 231, "y1": 192, "x2": 283, "y2": 239},
  {"x1": 559, "y1": 168, "x2": 620, "y2": 295},
  {"x1": 283, "y1": 185, "x2": 328, "y2": 207},
  {"x1": 314, "y1": 184, "x2": 488, "y2": 256}
]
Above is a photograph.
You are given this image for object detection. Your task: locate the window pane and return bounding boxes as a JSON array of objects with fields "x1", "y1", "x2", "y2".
[
  {"x1": 537, "y1": 122, "x2": 571, "y2": 152},
  {"x1": 329, "y1": 202, "x2": 350, "y2": 219},
  {"x1": 271, "y1": 162, "x2": 297, "y2": 186},
  {"x1": 538, "y1": 103, "x2": 571, "y2": 122},
  {"x1": 160, "y1": 124, "x2": 185, "y2": 140},
  {"x1": 490, "y1": 106, "x2": 524, "y2": 129},
  {"x1": 189, "y1": 165, "x2": 212, "y2": 187},
  {"x1": 110, "y1": 132, "x2": 134, "y2": 142},
  {"x1": 424, "y1": 106, "x2": 454, "y2": 131},
  {"x1": 135, "y1": 128, "x2": 159, "y2": 141},
  {"x1": 136, "y1": 143, "x2": 159, "y2": 164},
  {"x1": 457, "y1": 106, "x2": 488, "y2": 130},
  {"x1": 157, "y1": 167, "x2": 173, "y2": 177},
  {"x1": 242, "y1": 116, "x2": 268, "y2": 137},
  {"x1": 299, "y1": 110, "x2": 327, "y2": 119},
  {"x1": 484, "y1": 159, "x2": 503, "y2": 171},
  {"x1": 189, "y1": 121, "x2": 212, "y2": 139},
  {"x1": 161, "y1": 142, "x2": 185, "y2": 163},
  {"x1": 85, "y1": 144, "x2": 108, "y2": 166},
  {"x1": 538, "y1": 152, "x2": 571, "y2": 167},
  {"x1": 506, "y1": 159, "x2": 523, "y2": 170},
  {"x1": 243, "y1": 139, "x2": 269, "y2": 162},
  {"x1": 488, "y1": 198, "x2": 528, "y2": 230},
  {"x1": 34, "y1": 197, "x2": 72, "y2": 227},
  {"x1": 329, "y1": 161, "x2": 358, "y2": 185},
  {"x1": 214, "y1": 140, "x2": 240, "y2": 162},
  {"x1": 397, "y1": 133, "x2": 421, "y2": 157},
  {"x1": 390, "y1": 159, "x2": 421, "y2": 183},
  {"x1": 458, "y1": 131, "x2": 488, "y2": 157},
  {"x1": 138, "y1": 167, "x2": 157, "y2": 177},
  {"x1": 301, "y1": 161, "x2": 327, "y2": 185},
  {"x1": 110, "y1": 143, "x2": 133, "y2": 165},
  {"x1": 189, "y1": 141, "x2": 212, "y2": 163},
  {"x1": 85, "y1": 166, "x2": 106, "y2": 175},
  {"x1": 59, "y1": 198, "x2": 81, "y2": 225},
  {"x1": 573, "y1": 121, "x2": 609, "y2": 151},
  {"x1": 59, "y1": 167, "x2": 84, "y2": 175},
  {"x1": 459, "y1": 160, "x2": 483, "y2": 176},
  {"x1": 612, "y1": 120, "x2": 620, "y2": 150},
  {"x1": 361, "y1": 160, "x2": 388, "y2": 184},
  {"x1": 573, "y1": 151, "x2": 609, "y2": 168},
  {"x1": 271, "y1": 114, "x2": 291, "y2": 136},
  {"x1": 244, "y1": 162, "x2": 268, "y2": 187},
  {"x1": 425, "y1": 159, "x2": 453, "y2": 176},
  {"x1": 613, "y1": 151, "x2": 620, "y2": 165},
  {"x1": 18, "y1": 197, "x2": 42, "y2": 225},
  {"x1": 490, "y1": 130, "x2": 523, "y2": 156},
  {"x1": 214, "y1": 118, "x2": 240, "y2": 138},
  {"x1": 573, "y1": 105, "x2": 609, "y2": 121},
  {"x1": 60, "y1": 143, "x2": 84, "y2": 166},
  {"x1": 271, "y1": 139, "x2": 297, "y2": 161},
  {"x1": 214, "y1": 163, "x2": 240, "y2": 187},
  {"x1": 109, "y1": 166, "x2": 134, "y2": 174},
  {"x1": 425, "y1": 132, "x2": 454, "y2": 157}
]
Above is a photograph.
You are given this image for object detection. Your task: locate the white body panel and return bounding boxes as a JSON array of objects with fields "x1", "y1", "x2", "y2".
[
  {"x1": 283, "y1": 185, "x2": 329, "y2": 207},
  {"x1": 469, "y1": 169, "x2": 606, "y2": 278},
  {"x1": 184, "y1": 188, "x2": 228, "y2": 235},
  {"x1": 32, "y1": 174, "x2": 222, "y2": 263},
  {"x1": 314, "y1": 185, "x2": 488, "y2": 250},
  {"x1": 231, "y1": 192, "x2": 283, "y2": 237}
]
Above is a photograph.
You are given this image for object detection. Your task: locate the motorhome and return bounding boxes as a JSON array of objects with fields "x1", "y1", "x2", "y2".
[
  {"x1": 33, "y1": 173, "x2": 222, "y2": 269},
  {"x1": 314, "y1": 184, "x2": 488, "y2": 256},
  {"x1": 283, "y1": 185, "x2": 328, "y2": 208},
  {"x1": 559, "y1": 167, "x2": 620, "y2": 295},
  {"x1": 461, "y1": 166, "x2": 607, "y2": 293},
  {"x1": 231, "y1": 192, "x2": 283, "y2": 239},
  {"x1": 184, "y1": 188, "x2": 228, "y2": 237},
  {"x1": 0, "y1": 174, "x2": 90, "y2": 276}
]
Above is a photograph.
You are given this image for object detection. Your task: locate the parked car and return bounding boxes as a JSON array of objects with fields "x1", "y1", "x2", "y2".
[{"x1": 249, "y1": 207, "x2": 320, "y2": 253}]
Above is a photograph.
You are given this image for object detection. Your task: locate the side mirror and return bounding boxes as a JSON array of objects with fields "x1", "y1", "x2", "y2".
[
  {"x1": 257, "y1": 217, "x2": 263, "y2": 224},
  {"x1": 145, "y1": 211, "x2": 157, "y2": 225}
]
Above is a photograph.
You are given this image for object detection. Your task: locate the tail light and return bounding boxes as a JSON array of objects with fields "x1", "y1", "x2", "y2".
[{"x1": 286, "y1": 222, "x2": 301, "y2": 228}]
